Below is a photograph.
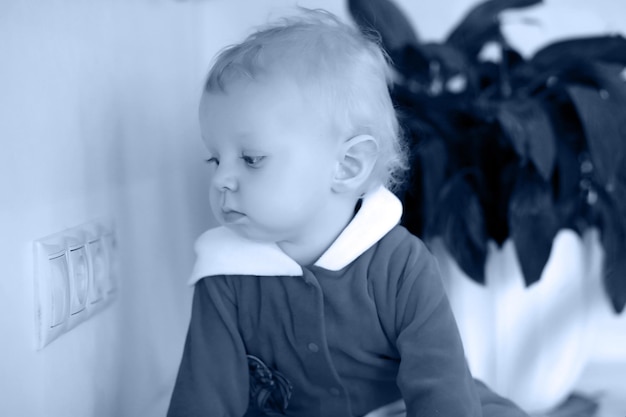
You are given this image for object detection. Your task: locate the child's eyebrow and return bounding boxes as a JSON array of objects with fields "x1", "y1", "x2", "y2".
[
  {"x1": 233, "y1": 131, "x2": 257, "y2": 142},
  {"x1": 233, "y1": 132, "x2": 270, "y2": 149}
]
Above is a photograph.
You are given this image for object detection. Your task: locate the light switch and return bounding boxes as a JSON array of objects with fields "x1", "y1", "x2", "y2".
[
  {"x1": 49, "y1": 254, "x2": 69, "y2": 327},
  {"x1": 103, "y1": 231, "x2": 117, "y2": 295},
  {"x1": 68, "y1": 246, "x2": 89, "y2": 315},
  {"x1": 35, "y1": 235, "x2": 70, "y2": 349},
  {"x1": 34, "y1": 220, "x2": 116, "y2": 349},
  {"x1": 87, "y1": 239, "x2": 107, "y2": 304}
]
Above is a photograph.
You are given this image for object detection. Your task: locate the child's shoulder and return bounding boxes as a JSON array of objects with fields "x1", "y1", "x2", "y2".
[
  {"x1": 376, "y1": 224, "x2": 433, "y2": 263},
  {"x1": 364, "y1": 224, "x2": 441, "y2": 286}
]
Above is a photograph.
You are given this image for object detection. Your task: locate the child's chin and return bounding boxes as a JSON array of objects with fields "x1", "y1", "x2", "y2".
[{"x1": 224, "y1": 223, "x2": 275, "y2": 243}]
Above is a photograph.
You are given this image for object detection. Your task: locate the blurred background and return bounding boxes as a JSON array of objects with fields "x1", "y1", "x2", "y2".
[{"x1": 0, "y1": 0, "x2": 624, "y2": 416}]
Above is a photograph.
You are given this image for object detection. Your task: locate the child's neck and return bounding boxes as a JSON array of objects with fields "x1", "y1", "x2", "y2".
[{"x1": 277, "y1": 197, "x2": 360, "y2": 267}]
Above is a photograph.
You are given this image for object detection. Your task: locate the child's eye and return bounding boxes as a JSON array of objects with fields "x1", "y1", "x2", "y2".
[
  {"x1": 241, "y1": 155, "x2": 266, "y2": 167},
  {"x1": 205, "y1": 157, "x2": 219, "y2": 166}
]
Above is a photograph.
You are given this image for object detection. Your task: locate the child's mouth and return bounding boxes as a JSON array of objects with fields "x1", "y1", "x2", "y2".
[{"x1": 222, "y1": 209, "x2": 246, "y2": 223}]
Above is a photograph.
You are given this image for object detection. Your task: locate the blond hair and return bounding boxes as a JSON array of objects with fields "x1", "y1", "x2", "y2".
[{"x1": 203, "y1": 8, "x2": 407, "y2": 190}]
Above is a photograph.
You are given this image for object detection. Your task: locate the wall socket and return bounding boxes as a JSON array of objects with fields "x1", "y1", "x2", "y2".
[{"x1": 33, "y1": 220, "x2": 117, "y2": 349}]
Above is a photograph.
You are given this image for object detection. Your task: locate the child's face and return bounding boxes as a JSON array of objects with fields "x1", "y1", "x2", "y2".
[{"x1": 199, "y1": 77, "x2": 341, "y2": 244}]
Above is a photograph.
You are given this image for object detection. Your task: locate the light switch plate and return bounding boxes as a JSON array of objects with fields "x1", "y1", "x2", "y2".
[
  {"x1": 34, "y1": 220, "x2": 116, "y2": 349},
  {"x1": 87, "y1": 238, "x2": 107, "y2": 304},
  {"x1": 34, "y1": 235, "x2": 70, "y2": 348},
  {"x1": 68, "y1": 245, "x2": 89, "y2": 315},
  {"x1": 48, "y1": 254, "x2": 70, "y2": 327}
]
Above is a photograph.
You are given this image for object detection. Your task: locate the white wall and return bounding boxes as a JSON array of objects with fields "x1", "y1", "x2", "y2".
[
  {"x1": 1, "y1": 1, "x2": 624, "y2": 416},
  {"x1": 0, "y1": 1, "x2": 207, "y2": 415}
]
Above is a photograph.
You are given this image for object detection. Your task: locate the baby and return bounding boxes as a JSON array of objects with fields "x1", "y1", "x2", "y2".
[{"x1": 168, "y1": 8, "x2": 527, "y2": 417}]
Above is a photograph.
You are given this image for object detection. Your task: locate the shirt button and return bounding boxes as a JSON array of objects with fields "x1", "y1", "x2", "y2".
[
  {"x1": 307, "y1": 342, "x2": 319, "y2": 352},
  {"x1": 329, "y1": 387, "x2": 341, "y2": 396}
]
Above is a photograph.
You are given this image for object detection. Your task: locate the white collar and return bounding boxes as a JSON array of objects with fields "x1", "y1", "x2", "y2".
[{"x1": 188, "y1": 186, "x2": 403, "y2": 284}]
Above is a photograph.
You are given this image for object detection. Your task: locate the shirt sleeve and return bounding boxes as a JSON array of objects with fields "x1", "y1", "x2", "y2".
[
  {"x1": 393, "y1": 238, "x2": 482, "y2": 417},
  {"x1": 167, "y1": 276, "x2": 249, "y2": 417}
]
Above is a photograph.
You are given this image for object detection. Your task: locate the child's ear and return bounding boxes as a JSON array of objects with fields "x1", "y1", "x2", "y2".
[{"x1": 332, "y1": 134, "x2": 379, "y2": 193}]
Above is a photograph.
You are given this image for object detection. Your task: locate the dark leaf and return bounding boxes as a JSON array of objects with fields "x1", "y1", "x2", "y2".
[
  {"x1": 484, "y1": 46, "x2": 530, "y2": 95},
  {"x1": 553, "y1": 137, "x2": 581, "y2": 200},
  {"x1": 434, "y1": 173, "x2": 488, "y2": 284},
  {"x1": 348, "y1": 0, "x2": 419, "y2": 55},
  {"x1": 392, "y1": 88, "x2": 477, "y2": 145},
  {"x1": 484, "y1": 156, "x2": 517, "y2": 245},
  {"x1": 497, "y1": 98, "x2": 556, "y2": 180},
  {"x1": 541, "y1": 89, "x2": 586, "y2": 200},
  {"x1": 417, "y1": 137, "x2": 448, "y2": 238},
  {"x1": 421, "y1": 43, "x2": 470, "y2": 76},
  {"x1": 398, "y1": 119, "x2": 445, "y2": 237},
  {"x1": 604, "y1": 245, "x2": 626, "y2": 314},
  {"x1": 531, "y1": 35, "x2": 626, "y2": 72},
  {"x1": 596, "y1": 161, "x2": 626, "y2": 313},
  {"x1": 508, "y1": 165, "x2": 559, "y2": 286},
  {"x1": 560, "y1": 62, "x2": 626, "y2": 96},
  {"x1": 551, "y1": 138, "x2": 588, "y2": 235},
  {"x1": 421, "y1": 43, "x2": 479, "y2": 95},
  {"x1": 567, "y1": 73, "x2": 626, "y2": 186},
  {"x1": 446, "y1": 0, "x2": 542, "y2": 59},
  {"x1": 394, "y1": 43, "x2": 477, "y2": 96},
  {"x1": 595, "y1": 189, "x2": 626, "y2": 313},
  {"x1": 394, "y1": 45, "x2": 431, "y2": 82}
]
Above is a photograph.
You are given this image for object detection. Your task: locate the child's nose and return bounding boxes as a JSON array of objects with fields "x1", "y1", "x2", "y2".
[{"x1": 212, "y1": 164, "x2": 238, "y2": 191}]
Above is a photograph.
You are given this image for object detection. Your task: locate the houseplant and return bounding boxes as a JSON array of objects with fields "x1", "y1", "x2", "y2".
[
  {"x1": 349, "y1": 0, "x2": 626, "y2": 413},
  {"x1": 349, "y1": 0, "x2": 626, "y2": 311}
]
